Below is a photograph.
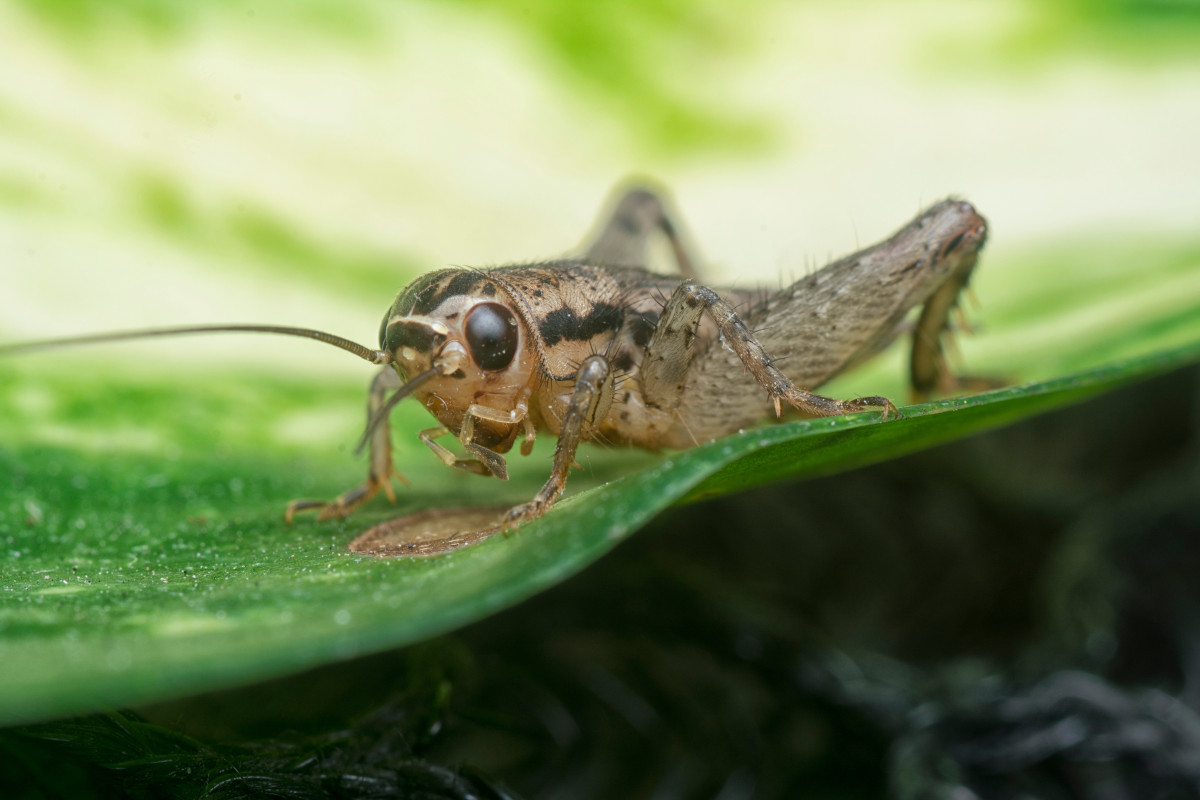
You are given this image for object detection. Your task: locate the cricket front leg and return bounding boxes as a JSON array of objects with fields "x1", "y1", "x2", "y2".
[
  {"x1": 642, "y1": 281, "x2": 899, "y2": 420},
  {"x1": 584, "y1": 185, "x2": 700, "y2": 277},
  {"x1": 285, "y1": 368, "x2": 406, "y2": 522},
  {"x1": 504, "y1": 356, "x2": 613, "y2": 527}
]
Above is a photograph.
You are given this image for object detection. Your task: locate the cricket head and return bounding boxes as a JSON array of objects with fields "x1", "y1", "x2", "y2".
[{"x1": 375, "y1": 269, "x2": 538, "y2": 440}]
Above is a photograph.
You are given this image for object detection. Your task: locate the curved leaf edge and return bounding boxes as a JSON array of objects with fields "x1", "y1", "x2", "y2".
[{"x1": 1, "y1": 340, "x2": 1196, "y2": 725}]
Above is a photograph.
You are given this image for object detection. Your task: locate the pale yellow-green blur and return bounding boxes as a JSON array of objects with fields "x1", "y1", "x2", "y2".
[{"x1": 1, "y1": 0, "x2": 1197, "y2": 383}]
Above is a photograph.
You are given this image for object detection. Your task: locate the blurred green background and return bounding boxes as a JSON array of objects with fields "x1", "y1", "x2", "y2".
[
  {"x1": 2, "y1": 1, "x2": 1200, "y2": 798},
  {"x1": 3, "y1": 0, "x2": 1198, "y2": 371}
]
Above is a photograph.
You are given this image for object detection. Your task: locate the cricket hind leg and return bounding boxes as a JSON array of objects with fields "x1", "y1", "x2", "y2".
[
  {"x1": 285, "y1": 368, "x2": 406, "y2": 523},
  {"x1": 909, "y1": 251, "x2": 1004, "y2": 400},
  {"x1": 641, "y1": 281, "x2": 899, "y2": 423},
  {"x1": 583, "y1": 185, "x2": 700, "y2": 278}
]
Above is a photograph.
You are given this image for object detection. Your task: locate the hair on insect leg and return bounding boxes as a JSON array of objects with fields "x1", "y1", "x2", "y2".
[
  {"x1": 762, "y1": 354, "x2": 793, "y2": 369},
  {"x1": 588, "y1": 429, "x2": 617, "y2": 450},
  {"x1": 650, "y1": 286, "x2": 671, "y2": 312},
  {"x1": 646, "y1": 403, "x2": 700, "y2": 449}
]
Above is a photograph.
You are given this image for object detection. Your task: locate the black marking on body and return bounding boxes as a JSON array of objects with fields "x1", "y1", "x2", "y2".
[
  {"x1": 408, "y1": 277, "x2": 450, "y2": 315},
  {"x1": 539, "y1": 302, "x2": 624, "y2": 347},
  {"x1": 446, "y1": 271, "x2": 485, "y2": 298},
  {"x1": 392, "y1": 269, "x2": 452, "y2": 316},
  {"x1": 538, "y1": 308, "x2": 576, "y2": 346},
  {"x1": 388, "y1": 320, "x2": 447, "y2": 354},
  {"x1": 627, "y1": 310, "x2": 659, "y2": 348},
  {"x1": 407, "y1": 271, "x2": 487, "y2": 315},
  {"x1": 612, "y1": 351, "x2": 634, "y2": 372}
]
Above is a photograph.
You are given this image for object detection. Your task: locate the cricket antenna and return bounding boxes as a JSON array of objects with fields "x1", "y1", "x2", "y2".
[
  {"x1": 0, "y1": 324, "x2": 393, "y2": 365},
  {"x1": 355, "y1": 367, "x2": 439, "y2": 454}
]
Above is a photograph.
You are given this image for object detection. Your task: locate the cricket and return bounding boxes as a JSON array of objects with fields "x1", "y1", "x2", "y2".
[{"x1": 1, "y1": 184, "x2": 989, "y2": 530}]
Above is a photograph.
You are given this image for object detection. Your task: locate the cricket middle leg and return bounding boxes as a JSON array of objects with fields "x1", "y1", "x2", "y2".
[{"x1": 504, "y1": 355, "x2": 614, "y2": 527}]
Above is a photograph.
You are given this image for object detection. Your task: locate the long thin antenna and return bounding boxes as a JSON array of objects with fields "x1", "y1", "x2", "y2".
[
  {"x1": 0, "y1": 324, "x2": 392, "y2": 365},
  {"x1": 355, "y1": 367, "x2": 438, "y2": 454}
]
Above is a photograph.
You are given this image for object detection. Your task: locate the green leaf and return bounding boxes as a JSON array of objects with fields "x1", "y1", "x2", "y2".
[
  {"x1": 2, "y1": 336, "x2": 1198, "y2": 725},
  {"x1": 2, "y1": 0, "x2": 1199, "y2": 728}
]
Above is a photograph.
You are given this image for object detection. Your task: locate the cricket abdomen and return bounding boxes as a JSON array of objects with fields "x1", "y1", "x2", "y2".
[{"x1": 669, "y1": 200, "x2": 988, "y2": 444}]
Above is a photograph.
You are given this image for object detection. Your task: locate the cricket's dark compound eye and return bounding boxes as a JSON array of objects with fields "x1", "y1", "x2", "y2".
[{"x1": 464, "y1": 303, "x2": 519, "y2": 370}]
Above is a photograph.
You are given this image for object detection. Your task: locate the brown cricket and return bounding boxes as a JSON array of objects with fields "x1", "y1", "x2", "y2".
[{"x1": 1, "y1": 185, "x2": 988, "y2": 528}]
